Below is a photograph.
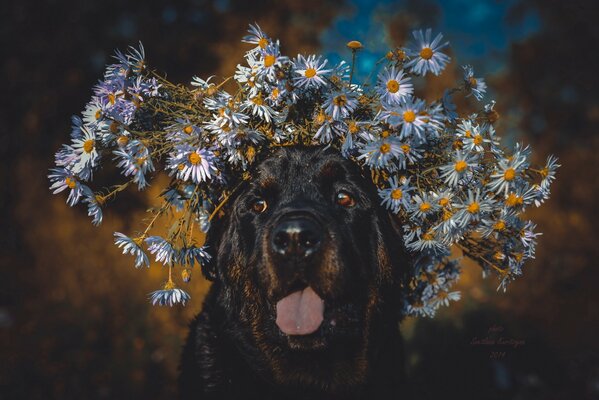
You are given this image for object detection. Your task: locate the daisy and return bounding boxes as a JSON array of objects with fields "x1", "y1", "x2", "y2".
[
  {"x1": 179, "y1": 245, "x2": 211, "y2": 267},
  {"x1": 375, "y1": 66, "x2": 413, "y2": 105},
  {"x1": 487, "y1": 152, "x2": 528, "y2": 195},
  {"x1": 439, "y1": 150, "x2": 479, "y2": 187},
  {"x1": 405, "y1": 29, "x2": 451, "y2": 76},
  {"x1": 84, "y1": 193, "x2": 103, "y2": 226},
  {"x1": 406, "y1": 229, "x2": 448, "y2": 254},
  {"x1": 539, "y1": 155, "x2": 560, "y2": 190},
  {"x1": 454, "y1": 189, "x2": 495, "y2": 227},
  {"x1": 242, "y1": 23, "x2": 271, "y2": 50},
  {"x1": 145, "y1": 236, "x2": 176, "y2": 265},
  {"x1": 257, "y1": 42, "x2": 288, "y2": 82},
  {"x1": 378, "y1": 176, "x2": 414, "y2": 213},
  {"x1": 396, "y1": 140, "x2": 423, "y2": 169},
  {"x1": 113, "y1": 140, "x2": 155, "y2": 189},
  {"x1": 168, "y1": 145, "x2": 218, "y2": 184},
  {"x1": 114, "y1": 232, "x2": 149, "y2": 268},
  {"x1": 48, "y1": 167, "x2": 93, "y2": 206},
  {"x1": 242, "y1": 93, "x2": 278, "y2": 123},
  {"x1": 463, "y1": 65, "x2": 487, "y2": 100},
  {"x1": 70, "y1": 125, "x2": 100, "y2": 176},
  {"x1": 292, "y1": 54, "x2": 332, "y2": 89},
  {"x1": 323, "y1": 89, "x2": 359, "y2": 120},
  {"x1": 149, "y1": 281, "x2": 191, "y2": 306},
  {"x1": 410, "y1": 192, "x2": 439, "y2": 220},
  {"x1": 382, "y1": 97, "x2": 428, "y2": 141},
  {"x1": 357, "y1": 136, "x2": 403, "y2": 170}
]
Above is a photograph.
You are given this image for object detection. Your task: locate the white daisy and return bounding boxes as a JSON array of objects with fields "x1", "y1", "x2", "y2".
[
  {"x1": 292, "y1": 54, "x2": 332, "y2": 89},
  {"x1": 405, "y1": 29, "x2": 450, "y2": 76},
  {"x1": 375, "y1": 66, "x2": 413, "y2": 105}
]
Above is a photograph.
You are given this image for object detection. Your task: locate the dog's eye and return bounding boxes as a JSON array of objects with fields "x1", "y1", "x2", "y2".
[
  {"x1": 336, "y1": 191, "x2": 356, "y2": 208},
  {"x1": 251, "y1": 198, "x2": 268, "y2": 213}
]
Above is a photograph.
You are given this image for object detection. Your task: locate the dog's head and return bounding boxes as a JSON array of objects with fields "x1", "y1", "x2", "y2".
[{"x1": 202, "y1": 145, "x2": 410, "y2": 391}]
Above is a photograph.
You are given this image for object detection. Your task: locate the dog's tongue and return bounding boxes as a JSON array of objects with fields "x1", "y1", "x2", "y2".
[{"x1": 276, "y1": 287, "x2": 324, "y2": 335}]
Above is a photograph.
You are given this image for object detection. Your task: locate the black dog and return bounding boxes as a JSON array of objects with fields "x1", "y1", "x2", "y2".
[{"x1": 179, "y1": 146, "x2": 412, "y2": 399}]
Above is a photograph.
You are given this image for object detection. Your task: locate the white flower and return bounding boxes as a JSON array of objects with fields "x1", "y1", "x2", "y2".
[
  {"x1": 375, "y1": 66, "x2": 413, "y2": 105},
  {"x1": 292, "y1": 54, "x2": 332, "y2": 89},
  {"x1": 405, "y1": 29, "x2": 450, "y2": 76}
]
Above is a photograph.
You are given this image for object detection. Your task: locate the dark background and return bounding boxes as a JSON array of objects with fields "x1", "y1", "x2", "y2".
[{"x1": 1, "y1": 0, "x2": 598, "y2": 398}]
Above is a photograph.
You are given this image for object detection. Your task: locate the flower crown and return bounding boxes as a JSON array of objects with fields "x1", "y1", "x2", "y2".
[{"x1": 49, "y1": 24, "x2": 558, "y2": 317}]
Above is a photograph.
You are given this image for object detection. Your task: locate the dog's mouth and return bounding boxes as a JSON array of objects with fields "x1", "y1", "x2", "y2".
[{"x1": 275, "y1": 286, "x2": 324, "y2": 336}]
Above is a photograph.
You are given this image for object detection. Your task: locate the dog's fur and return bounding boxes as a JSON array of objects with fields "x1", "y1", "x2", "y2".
[{"x1": 179, "y1": 146, "x2": 411, "y2": 399}]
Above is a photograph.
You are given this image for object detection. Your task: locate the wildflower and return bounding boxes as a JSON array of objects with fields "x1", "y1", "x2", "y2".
[
  {"x1": 149, "y1": 281, "x2": 191, "y2": 306},
  {"x1": 454, "y1": 189, "x2": 495, "y2": 227},
  {"x1": 84, "y1": 193, "x2": 104, "y2": 226},
  {"x1": 439, "y1": 150, "x2": 479, "y2": 187},
  {"x1": 48, "y1": 168, "x2": 93, "y2": 206},
  {"x1": 242, "y1": 93, "x2": 278, "y2": 123},
  {"x1": 539, "y1": 155, "x2": 560, "y2": 190},
  {"x1": 410, "y1": 192, "x2": 439, "y2": 220},
  {"x1": 242, "y1": 23, "x2": 270, "y2": 50},
  {"x1": 114, "y1": 232, "x2": 149, "y2": 268},
  {"x1": 358, "y1": 136, "x2": 403, "y2": 170},
  {"x1": 382, "y1": 97, "x2": 428, "y2": 141},
  {"x1": 179, "y1": 245, "x2": 211, "y2": 267},
  {"x1": 487, "y1": 152, "x2": 528, "y2": 195},
  {"x1": 168, "y1": 146, "x2": 218, "y2": 184},
  {"x1": 406, "y1": 229, "x2": 448, "y2": 254},
  {"x1": 405, "y1": 29, "x2": 450, "y2": 76},
  {"x1": 378, "y1": 176, "x2": 414, "y2": 213},
  {"x1": 375, "y1": 66, "x2": 413, "y2": 105},
  {"x1": 462, "y1": 65, "x2": 487, "y2": 100},
  {"x1": 323, "y1": 89, "x2": 359, "y2": 120},
  {"x1": 292, "y1": 54, "x2": 332, "y2": 89},
  {"x1": 145, "y1": 236, "x2": 176, "y2": 265},
  {"x1": 70, "y1": 126, "x2": 100, "y2": 176},
  {"x1": 113, "y1": 140, "x2": 155, "y2": 189}
]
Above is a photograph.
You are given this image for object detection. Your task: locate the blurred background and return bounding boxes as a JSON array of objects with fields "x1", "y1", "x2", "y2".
[{"x1": 1, "y1": 0, "x2": 598, "y2": 398}]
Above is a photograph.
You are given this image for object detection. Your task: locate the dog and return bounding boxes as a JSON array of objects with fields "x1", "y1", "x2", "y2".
[{"x1": 179, "y1": 145, "x2": 412, "y2": 399}]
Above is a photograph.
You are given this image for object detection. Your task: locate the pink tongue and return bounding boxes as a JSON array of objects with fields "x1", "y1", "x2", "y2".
[{"x1": 276, "y1": 287, "x2": 324, "y2": 335}]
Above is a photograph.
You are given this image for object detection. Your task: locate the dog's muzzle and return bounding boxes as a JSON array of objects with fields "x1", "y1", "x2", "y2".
[{"x1": 270, "y1": 214, "x2": 323, "y2": 260}]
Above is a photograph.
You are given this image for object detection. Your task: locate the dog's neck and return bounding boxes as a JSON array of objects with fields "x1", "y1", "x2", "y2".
[{"x1": 179, "y1": 284, "x2": 407, "y2": 399}]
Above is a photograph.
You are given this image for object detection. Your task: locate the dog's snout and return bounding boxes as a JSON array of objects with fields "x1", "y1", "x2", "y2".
[{"x1": 271, "y1": 217, "x2": 322, "y2": 258}]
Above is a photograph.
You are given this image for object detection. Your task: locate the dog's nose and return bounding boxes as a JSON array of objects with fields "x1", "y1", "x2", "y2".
[{"x1": 271, "y1": 217, "x2": 322, "y2": 258}]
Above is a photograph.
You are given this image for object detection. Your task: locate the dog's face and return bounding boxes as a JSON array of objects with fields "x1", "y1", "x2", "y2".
[{"x1": 204, "y1": 146, "x2": 409, "y2": 392}]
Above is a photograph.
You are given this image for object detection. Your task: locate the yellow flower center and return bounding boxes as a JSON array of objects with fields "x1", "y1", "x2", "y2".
[
  {"x1": 188, "y1": 152, "x2": 201, "y2": 165},
  {"x1": 504, "y1": 168, "x2": 516, "y2": 181},
  {"x1": 464, "y1": 129, "x2": 472, "y2": 138},
  {"x1": 251, "y1": 95, "x2": 264, "y2": 106},
  {"x1": 422, "y1": 231, "x2": 434, "y2": 241},
  {"x1": 348, "y1": 121, "x2": 359, "y2": 134},
  {"x1": 386, "y1": 79, "x2": 400, "y2": 93},
  {"x1": 258, "y1": 37, "x2": 268, "y2": 49},
  {"x1": 315, "y1": 110, "x2": 326, "y2": 125},
  {"x1": 419, "y1": 202, "x2": 431, "y2": 212},
  {"x1": 83, "y1": 139, "x2": 94, "y2": 153},
  {"x1": 473, "y1": 134, "x2": 483, "y2": 145},
  {"x1": 505, "y1": 193, "x2": 523, "y2": 207},
  {"x1": 401, "y1": 144, "x2": 411, "y2": 154},
  {"x1": 108, "y1": 93, "x2": 116, "y2": 105},
  {"x1": 271, "y1": 88, "x2": 280, "y2": 99},
  {"x1": 454, "y1": 160, "x2": 468, "y2": 172},
  {"x1": 403, "y1": 110, "x2": 416, "y2": 123},
  {"x1": 305, "y1": 68, "x2": 317, "y2": 78},
  {"x1": 442, "y1": 209, "x2": 453, "y2": 221},
  {"x1": 439, "y1": 197, "x2": 449, "y2": 207},
  {"x1": 420, "y1": 47, "x2": 433, "y2": 60},
  {"x1": 380, "y1": 143, "x2": 391, "y2": 154},
  {"x1": 117, "y1": 135, "x2": 129, "y2": 147},
  {"x1": 94, "y1": 110, "x2": 102, "y2": 120},
  {"x1": 493, "y1": 220, "x2": 506, "y2": 231},
  {"x1": 264, "y1": 55, "x2": 276, "y2": 67},
  {"x1": 177, "y1": 163, "x2": 185, "y2": 171},
  {"x1": 65, "y1": 177, "x2": 77, "y2": 189},
  {"x1": 469, "y1": 76, "x2": 478, "y2": 86},
  {"x1": 467, "y1": 202, "x2": 480, "y2": 214},
  {"x1": 333, "y1": 94, "x2": 347, "y2": 107},
  {"x1": 391, "y1": 188, "x2": 402, "y2": 200},
  {"x1": 183, "y1": 125, "x2": 194, "y2": 134},
  {"x1": 381, "y1": 130, "x2": 391, "y2": 138}
]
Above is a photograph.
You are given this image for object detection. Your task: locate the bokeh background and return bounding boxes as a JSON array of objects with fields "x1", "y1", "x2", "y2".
[{"x1": 2, "y1": 0, "x2": 598, "y2": 398}]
